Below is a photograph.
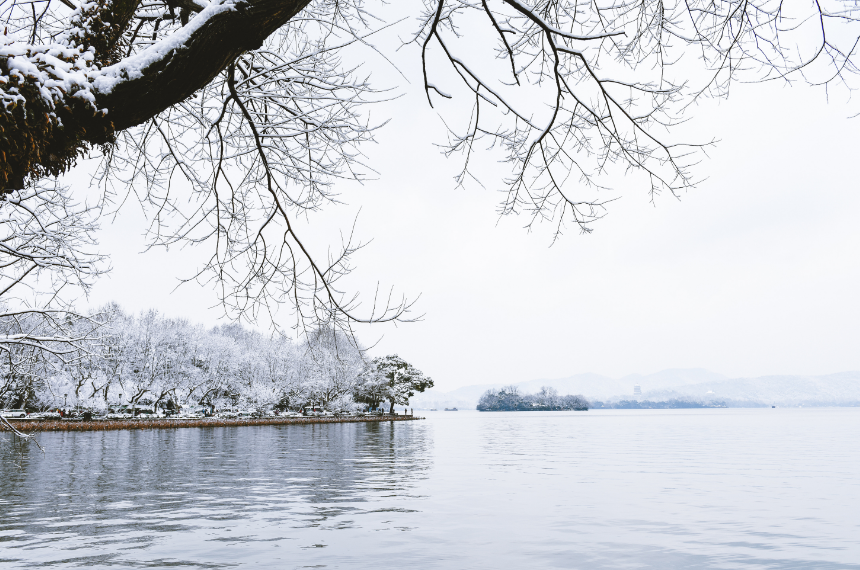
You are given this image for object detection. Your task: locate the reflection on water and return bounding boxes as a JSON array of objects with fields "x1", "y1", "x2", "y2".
[{"x1": 1, "y1": 409, "x2": 859, "y2": 569}]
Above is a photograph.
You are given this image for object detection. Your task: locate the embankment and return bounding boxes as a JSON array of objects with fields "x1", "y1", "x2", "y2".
[{"x1": 6, "y1": 415, "x2": 421, "y2": 433}]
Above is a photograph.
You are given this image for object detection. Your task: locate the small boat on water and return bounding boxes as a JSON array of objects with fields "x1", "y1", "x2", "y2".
[{"x1": 444, "y1": 407, "x2": 458, "y2": 411}]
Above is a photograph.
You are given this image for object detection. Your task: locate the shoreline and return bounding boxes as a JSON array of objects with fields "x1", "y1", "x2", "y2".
[{"x1": 4, "y1": 415, "x2": 423, "y2": 433}]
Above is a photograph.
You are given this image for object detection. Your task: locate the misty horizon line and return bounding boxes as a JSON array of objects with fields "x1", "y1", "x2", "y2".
[
  {"x1": 533, "y1": 368, "x2": 860, "y2": 382},
  {"x1": 430, "y1": 368, "x2": 860, "y2": 394}
]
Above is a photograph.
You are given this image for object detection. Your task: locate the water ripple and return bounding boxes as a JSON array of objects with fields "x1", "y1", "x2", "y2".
[{"x1": 1, "y1": 409, "x2": 858, "y2": 569}]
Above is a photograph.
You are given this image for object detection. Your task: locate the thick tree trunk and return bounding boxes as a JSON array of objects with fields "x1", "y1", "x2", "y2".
[
  {"x1": 99, "y1": 0, "x2": 313, "y2": 132},
  {"x1": 0, "y1": 0, "x2": 313, "y2": 192}
]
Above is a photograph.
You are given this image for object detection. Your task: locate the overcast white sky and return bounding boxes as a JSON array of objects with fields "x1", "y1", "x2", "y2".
[{"x1": 76, "y1": 21, "x2": 860, "y2": 392}]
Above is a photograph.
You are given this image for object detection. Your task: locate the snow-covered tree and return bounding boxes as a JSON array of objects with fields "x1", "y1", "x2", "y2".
[
  {"x1": 2, "y1": 0, "x2": 856, "y2": 336},
  {"x1": 0, "y1": 179, "x2": 109, "y2": 386},
  {"x1": 300, "y1": 326, "x2": 364, "y2": 407},
  {"x1": 477, "y1": 386, "x2": 588, "y2": 411},
  {"x1": 2, "y1": 302, "x2": 442, "y2": 418},
  {"x1": 534, "y1": 386, "x2": 559, "y2": 408},
  {"x1": 354, "y1": 355, "x2": 432, "y2": 413}
]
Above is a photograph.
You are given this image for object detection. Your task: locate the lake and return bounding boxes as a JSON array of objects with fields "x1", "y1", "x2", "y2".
[{"x1": 1, "y1": 408, "x2": 858, "y2": 569}]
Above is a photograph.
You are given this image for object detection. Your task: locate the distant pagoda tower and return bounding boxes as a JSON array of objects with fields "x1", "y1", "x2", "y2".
[{"x1": 633, "y1": 384, "x2": 642, "y2": 396}]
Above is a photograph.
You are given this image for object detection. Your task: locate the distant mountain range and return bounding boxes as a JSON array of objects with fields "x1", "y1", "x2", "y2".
[{"x1": 411, "y1": 369, "x2": 860, "y2": 410}]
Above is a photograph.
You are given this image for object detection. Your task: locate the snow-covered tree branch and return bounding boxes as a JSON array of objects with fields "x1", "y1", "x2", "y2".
[
  {"x1": 0, "y1": 180, "x2": 108, "y2": 383},
  {"x1": 1, "y1": 0, "x2": 857, "y2": 331}
]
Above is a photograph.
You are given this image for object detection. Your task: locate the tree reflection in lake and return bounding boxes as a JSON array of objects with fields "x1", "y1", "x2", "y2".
[
  {"x1": 0, "y1": 421, "x2": 431, "y2": 568},
  {"x1": 2, "y1": 410, "x2": 859, "y2": 570}
]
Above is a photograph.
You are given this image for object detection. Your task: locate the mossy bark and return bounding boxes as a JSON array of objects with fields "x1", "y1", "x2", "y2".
[{"x1": 1, "y1": 0, "x2": 312, "y2": 193}]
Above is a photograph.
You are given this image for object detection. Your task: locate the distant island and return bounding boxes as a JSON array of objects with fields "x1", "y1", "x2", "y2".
[
  {"x1": 411, "y1": 369, "x2": 860, "y2": 411},
  {"x1": 477, "y1": 386, "x2": 588, "y2": 411}
]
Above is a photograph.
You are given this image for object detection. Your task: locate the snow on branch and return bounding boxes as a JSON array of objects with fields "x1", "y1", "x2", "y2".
[
  {"x1": 0, "y1": 180, "x2": 108, "y2": 386},
  {"x1": 94, "y1": 0, "x2": 418, "y2": 334},
  {"x1": 2, "y1": 0, "x2": 858, "y2": 337}
]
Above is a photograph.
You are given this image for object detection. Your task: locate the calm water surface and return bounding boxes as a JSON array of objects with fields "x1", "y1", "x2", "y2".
[{"x1": 1, "y1": 408, "x2": 858, "y2": 569}]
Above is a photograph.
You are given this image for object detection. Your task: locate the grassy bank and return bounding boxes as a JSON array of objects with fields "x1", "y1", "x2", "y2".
[{"x1": 5, "y1": 415, "x2": 422, "y2": 433}]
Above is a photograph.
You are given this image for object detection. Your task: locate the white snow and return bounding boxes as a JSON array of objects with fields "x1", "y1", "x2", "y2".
[
  {"x1": 92, "y1": 0, "x2": 238, "y2": 94},
  {"x1": 1, "y1": 0, "x2": 238, "y2": 115},
  {"x1": 1, "y1": 35, "x2": 98, "y2": 112}
]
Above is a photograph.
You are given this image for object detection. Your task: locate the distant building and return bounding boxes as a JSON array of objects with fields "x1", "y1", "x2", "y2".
[{"x1": 633, "y1": 384, "x2": 642, "y2": 396}]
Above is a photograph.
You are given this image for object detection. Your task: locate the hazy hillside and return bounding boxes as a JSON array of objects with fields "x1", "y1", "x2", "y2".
[
  {"x1": 638, "y1": 372, "x2": 860, "y2": 407},
  {"x1": 517, "y1": 369, "x2": 729, "y2": 399},
  {"x1": 411, "y1": 370, "x2": 860, "y2": 409}
]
